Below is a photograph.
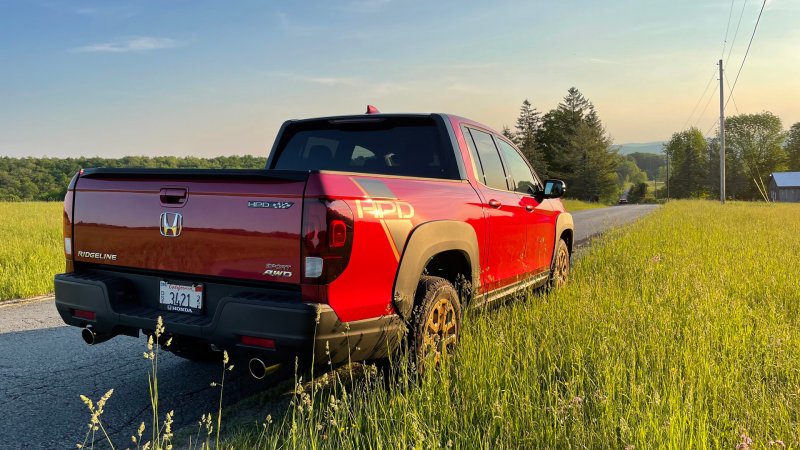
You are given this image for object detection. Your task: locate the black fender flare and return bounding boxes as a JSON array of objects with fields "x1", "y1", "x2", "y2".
[
  {"x1": 550, "y1": 211, "x2": 574, "y2": 268},
  {"x1": 392, "y1": 220, "x2": 480, "y2": 320}
]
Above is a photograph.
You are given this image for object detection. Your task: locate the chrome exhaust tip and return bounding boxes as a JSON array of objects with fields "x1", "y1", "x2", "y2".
[
  {"x1": 248, "y1": 358, "x2": 280, "y2": 380},
  {"x1": 81, "y1": 326, "x2": 112, "y2": 345}
]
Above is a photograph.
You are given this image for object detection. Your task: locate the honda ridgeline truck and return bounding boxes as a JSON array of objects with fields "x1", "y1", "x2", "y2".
[{"x1": 54, "y1": 109, "x2": 573, "y2": 377}]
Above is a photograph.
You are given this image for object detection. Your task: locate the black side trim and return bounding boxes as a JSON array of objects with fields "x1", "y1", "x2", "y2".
[{"x1": 392, "y1": 221, "x2": 480, "y2": 320}]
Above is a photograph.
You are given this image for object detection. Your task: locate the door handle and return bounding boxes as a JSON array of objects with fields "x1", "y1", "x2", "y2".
[
  {"x1": 488, "y1": 199, "x2": 501, "y2": 208},
  {"x1": 160, "y1": 188, "x2": 188, "y2": 206},
  {"x1": 525, "y1": 204, "x2": 534, "y2": 212}
]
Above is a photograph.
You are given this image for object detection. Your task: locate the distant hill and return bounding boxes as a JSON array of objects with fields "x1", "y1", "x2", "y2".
[{"x1": 615, "y1": 141, "x2": 665, "y2": 155}]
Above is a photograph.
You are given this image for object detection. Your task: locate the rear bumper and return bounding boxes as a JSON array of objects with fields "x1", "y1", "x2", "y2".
[{"x1": 54, "y1": 271, "x2": 404, "y2": 365}]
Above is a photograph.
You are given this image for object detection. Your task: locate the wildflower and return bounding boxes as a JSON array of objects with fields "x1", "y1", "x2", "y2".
[
  {"x1": 737, "y1": 433, "x2": 753, "y2": 450},
  {"x1": 155, "y1": 316, "x2": 165, "y2": 337}
]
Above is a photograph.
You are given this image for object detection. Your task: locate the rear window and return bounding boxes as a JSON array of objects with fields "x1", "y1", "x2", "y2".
[{"x1": 271, "y1": 117, "x2": 459, "y2": 179}]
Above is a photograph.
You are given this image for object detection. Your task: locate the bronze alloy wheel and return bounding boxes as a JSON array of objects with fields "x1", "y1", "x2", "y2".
[
  {"x1": 420, "y1": 296, "x2": 458, "y2": 367},
  {"x1": 412, "y1": 276, "x2": 462, "y2": 374},
  {"x1": 552, "y1": 239, "x2": 570, "y2": 288}
]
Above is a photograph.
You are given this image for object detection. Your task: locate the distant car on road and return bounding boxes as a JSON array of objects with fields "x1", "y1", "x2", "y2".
[{"x1": 618, "y1": 198, "x2": 628, "y2": 205}]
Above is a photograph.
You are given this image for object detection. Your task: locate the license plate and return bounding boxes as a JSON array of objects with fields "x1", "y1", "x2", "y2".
[{"x1": 159, "y1": 281, "x2": 203, "y2": 314}]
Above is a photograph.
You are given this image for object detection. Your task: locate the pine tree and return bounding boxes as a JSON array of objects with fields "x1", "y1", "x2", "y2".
[
  {"x1": 513, "y1": 99, "x2": 547, "y2": 175},
  {"x1": 501, "y1": 126, "x2": 517, "y2": 145},
  {"x1": 536, "y1": 87, "x2": 619, "y2": 201}
]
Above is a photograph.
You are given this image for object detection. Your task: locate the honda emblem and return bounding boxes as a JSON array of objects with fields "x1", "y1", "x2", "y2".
[{"x1": 160, "y1": 212, "x2": 183, "y2": 237}]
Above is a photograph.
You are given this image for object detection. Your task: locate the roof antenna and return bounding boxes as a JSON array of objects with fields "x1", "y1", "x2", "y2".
[{"x1": 365, "y1": 105, "x2": 380, "y2": 114}]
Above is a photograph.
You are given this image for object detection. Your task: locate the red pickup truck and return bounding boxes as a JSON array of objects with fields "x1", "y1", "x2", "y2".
[{"x1": 55, "y1": 111, "x2": 573, "y2": 377}]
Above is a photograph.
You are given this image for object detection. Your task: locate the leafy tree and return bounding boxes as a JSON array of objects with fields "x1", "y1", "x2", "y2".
[
  {"x1": 725, "y1": 112, "x2": 787, "y2": 200},
  {"x1": 627, "y1": 182, "x2": 648, "y2": 203},
  {"x1": 0, "y1": 155, "x2": 267, "y2": 201},
  {"x1": 785, "y1": 122, "x2": 800, "y2": 171},
  {"x1": 628, "y1": 152, "x2": 666, "y2": 180},
  {"x1": 615, "y1": 155, "x2": 647, "y2": 189},
  {"x1": 663, "y1": 128, "x2": 709, "y2": 198}
]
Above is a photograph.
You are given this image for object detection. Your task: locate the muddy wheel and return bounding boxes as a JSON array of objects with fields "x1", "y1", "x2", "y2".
[
  {"x1": 410, "y1": 276, "x2": 462, "y2": 374},
  {"x1": 548, "y1": 238, "x2": 571, "y2": 290}
]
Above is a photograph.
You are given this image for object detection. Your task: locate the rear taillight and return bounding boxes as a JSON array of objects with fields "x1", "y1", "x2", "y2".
[
  {"x1": 301, "y1": 198, "x2": 354, "y2": 285},
  {"x1": 63, "y1": 171, "x2": 79, "y2": 272},
  {"x1": 240, "y1": 336, "x2": 276, "y2": 349},
  {"x1": 72, "y1": 309, "x2": 95, "y2": 321}
]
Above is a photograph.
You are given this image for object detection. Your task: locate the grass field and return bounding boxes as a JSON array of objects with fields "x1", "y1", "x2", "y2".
[
  {"x1": 0, "y1": 202, "x2": 63, "y2": 301},
  {"x1": 562, "y1": 198, "x2": 606, "y2": 211},
  {"x1": 223, "y1": 200, "x2": 800, "y2": 449}
]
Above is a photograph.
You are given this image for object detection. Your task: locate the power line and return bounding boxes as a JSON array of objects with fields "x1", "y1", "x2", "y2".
[
  {"x1": 725, "y1": 76, "x2": 740, "y2": 114},
  {"x1": 705, "y1": 117, "x2": 719, "y2": 137},
  {"x1": 696, "y1": 82, "x2": 719, "y2": 130},
  {"x1": 681, "y1": 67, "x2": 718, "y2": 130},
  {"x1": 725, "y1": 0, "x2": 750, "y2": 67},
  {"x1": 720, "y1": 0, "x2": 737, "y2": 60},
  {"x1": 725, "y1": 0, "x2": 767, "y2": 109}
]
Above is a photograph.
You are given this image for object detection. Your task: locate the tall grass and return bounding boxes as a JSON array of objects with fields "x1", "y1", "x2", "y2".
[
  {"x1": 226, "y1": 200, "x2": 800, "y2": 449},
  {"x1": 0, "y1": 202, "x2": 62, "y2": 300}
]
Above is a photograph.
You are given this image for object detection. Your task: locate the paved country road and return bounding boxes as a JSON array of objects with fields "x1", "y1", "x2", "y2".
[
  {"x1": 572, "y1": 204, "x2": 659, "y2": 245},
  {"x1": 0, "y1": 204, "x2": 658, "y2": 449}
]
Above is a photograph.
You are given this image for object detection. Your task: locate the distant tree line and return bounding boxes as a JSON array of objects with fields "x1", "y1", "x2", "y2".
[
  {"x1": 663, "y1": 112, "x2": 800, "y2": 200},
  {"x1": 0, "y1": 155, "x2": 266, "y2": 201},
  {"x1": 503, "y1": 88, "x2": 657, "y2": 203}
]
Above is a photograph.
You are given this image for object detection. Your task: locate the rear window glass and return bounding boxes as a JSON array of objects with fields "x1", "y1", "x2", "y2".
[{"x1": 271, "y1": 118, "x2": 459, "y2": 179}]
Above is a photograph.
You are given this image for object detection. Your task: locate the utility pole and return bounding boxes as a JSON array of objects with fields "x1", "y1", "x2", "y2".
[
  {"x1": 719, "y1": 59, "x2": 726, "y2": 204},
  {"x1": 665, "y1": 153, "x2": 669, "y2": 200}
]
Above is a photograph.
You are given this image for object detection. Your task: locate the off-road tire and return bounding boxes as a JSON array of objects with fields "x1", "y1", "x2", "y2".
[
  {"x1": 547, "y1": 238, "x2": 571, "y2": 290},
  {"x1": 408, "y1": 275, "x2": 462, "y2": 375}
]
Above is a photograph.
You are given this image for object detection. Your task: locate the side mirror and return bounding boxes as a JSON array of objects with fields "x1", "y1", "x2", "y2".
[{"x1": 540, "y1": 179, "x2": 566, "y2": 199}]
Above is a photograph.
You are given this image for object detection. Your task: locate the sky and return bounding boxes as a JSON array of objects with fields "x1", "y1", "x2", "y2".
[{"x1": 1, "y1": 0, "x2": 798, "y2": 158}]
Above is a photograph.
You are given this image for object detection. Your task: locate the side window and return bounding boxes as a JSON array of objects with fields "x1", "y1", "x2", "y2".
[
  {"x1": 350, "y1": 146, "x2": 375, "y2": 167},
  {"x1": 465, "y1": 128, "x2": 508, "y2": 190},
  {"x1": 496, "y1": 139, "x2": 538, "y2": 195}
]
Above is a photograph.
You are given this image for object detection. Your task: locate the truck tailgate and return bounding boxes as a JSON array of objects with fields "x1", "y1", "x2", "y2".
[{"x1": 72, "y1": 169, "x2": 307, "y2": 285}]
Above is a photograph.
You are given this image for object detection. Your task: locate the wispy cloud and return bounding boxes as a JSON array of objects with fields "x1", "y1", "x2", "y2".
[
  {"x1": 335, "y1": 0, "x2": 392, "y2": 13},
  {"x1": 296, "y1": 75, "x2": 361, "y2": 87},
  {"x1": 446, "y1": 83, "x2": 488, "y2": 94},
  {"x1": 274, "y1": 11, "x2": 323, "y2": 36},
  {"x1": 73, "y1": 37, "x2": 180, "y2": 53},
  {"x1": 72, "y1": 5, "x2": 137, "y2": 19},
  {"x1": 589, "y1": 57, "x2": 619, "y2": 65}
]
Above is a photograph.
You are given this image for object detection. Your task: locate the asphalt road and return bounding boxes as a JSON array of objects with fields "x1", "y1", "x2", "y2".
[
  {"x1": 571, "y1": 204, "x2": 659, "y2": 245},
  {"x1": 0, "y1": 204, "x2": 658, "y2": 449}
]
